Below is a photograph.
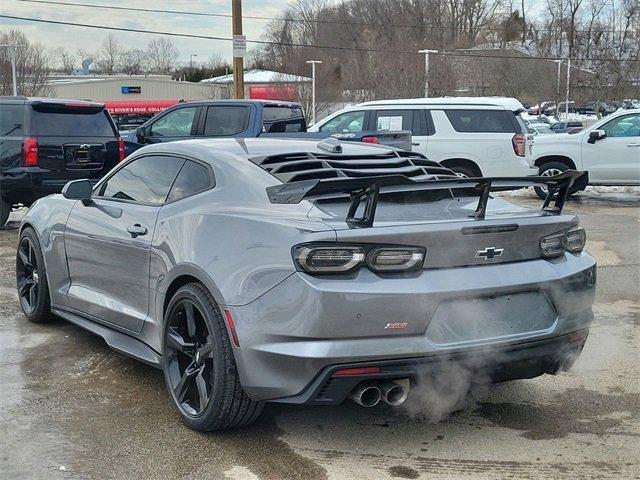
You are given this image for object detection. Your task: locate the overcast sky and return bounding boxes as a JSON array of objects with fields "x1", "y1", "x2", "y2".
[
  {"x1": 1, "y1": 0, "x2": 293, "y2": 65},
  {"x1": 1, "y1": 0, "x2": 549, "y2": 67}
]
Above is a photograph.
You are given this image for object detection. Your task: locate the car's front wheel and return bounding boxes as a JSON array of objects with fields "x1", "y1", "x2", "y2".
[
  {"x1": 16, "y1": 227, "x2": 53, "y2": 323},
  {"x1": 162, "y1": 283, "x2": 263, "y2": 431}
]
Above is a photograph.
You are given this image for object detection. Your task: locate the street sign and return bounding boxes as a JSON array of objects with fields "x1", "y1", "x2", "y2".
[{"x1": 233, "y1": 35, "x2": 246, "y2": 58}]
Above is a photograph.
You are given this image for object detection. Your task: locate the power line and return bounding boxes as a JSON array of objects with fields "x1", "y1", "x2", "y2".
[
  {"x1": 12, "y1": 0, "x2": 638, "y2": 35},
  {"x1": 0, "y1": 13, "x2": 638, "y2": 63}
]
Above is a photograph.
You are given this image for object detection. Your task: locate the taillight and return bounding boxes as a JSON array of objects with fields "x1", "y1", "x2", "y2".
[
  {"x1": 565, "y1": 227, "x2": 586, "y2": 253},
  {"x1": 361, "y1": 136, "x2": 379, "y2": 144},
  {"x1": 292, "y1": 244, "x2": 426, "y2": 274},
  {"x1": 294, "y1": 245, "x2": 366, "y2": 273},
  {"x1": 540, "y1": 227, "x2": 586, "y2": 258},
  {"x1": 512, "y1": 133, "x2": 526, "y2": 157},
  {"x1": 22, "y1": 137, "x2": 39, "y2": 167},
  {"x1": 117, "y1": 137, "x2": 126, "y2": 162}
]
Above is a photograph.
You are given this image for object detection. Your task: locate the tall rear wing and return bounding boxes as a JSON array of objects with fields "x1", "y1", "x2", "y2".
[{"x1": 266, "y1": 170, "x2": 588, "y2": 228}]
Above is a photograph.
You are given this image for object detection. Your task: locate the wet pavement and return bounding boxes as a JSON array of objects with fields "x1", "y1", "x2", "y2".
[{"x1": 1, "y1": 187, "x2": 639, "y2": 480}]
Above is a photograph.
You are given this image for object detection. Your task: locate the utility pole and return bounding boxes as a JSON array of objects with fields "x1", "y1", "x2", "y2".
[
  {"x1": 0, "y1": 44, "x2": 26, "y2": 96},
  {"x1": 232, "y1": 0, "x2": 244, "y2": 99},
  {"x1": 305, "y1": 60, "x2": 322, "y2": 125},
  {"x1": 565, "y1": 58, "x2": 571, "y2": 121},
  {"x1": 554, "y1": 59, "x2": 562, "y2": 117},
  {"x1": 418, "y1": 49, "x2": 438, "y2": 98}
]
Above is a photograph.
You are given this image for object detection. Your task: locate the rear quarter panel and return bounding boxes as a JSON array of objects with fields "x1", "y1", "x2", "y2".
[{"x1": 145, "y1": 155, "x2": 335, "y2": 350}]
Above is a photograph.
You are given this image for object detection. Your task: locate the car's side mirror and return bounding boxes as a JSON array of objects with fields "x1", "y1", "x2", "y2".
[
  {"x1": 62, "y1": 179, "x2": 93, "y2": 205},
  {"x1": 588, "y1": 129, "x2": 606, "y2": 144}
]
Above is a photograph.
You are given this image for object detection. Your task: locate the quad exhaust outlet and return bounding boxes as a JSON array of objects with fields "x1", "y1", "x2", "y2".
[
  {"x1": 350, "y1": 380, "x2": 409, "y2": 407},
  {"x1": 350, "y1": 384, "x2": 382, "y2": 407},
  {"x1": 380, "y1": 381, "x2": 409, "y2": 406}
]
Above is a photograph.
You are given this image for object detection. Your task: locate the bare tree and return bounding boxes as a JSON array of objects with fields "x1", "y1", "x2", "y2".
[
  {"x1": 120, "y1": 49, "x2": 147, "y2": 75},
  {"x1": 147, "y1": 38, "x2": 179, "y2": 74},
  {"x1": 53, "y1": 47, "x2": 78, "y2": 75},
  {"x1": 94, "y1": 34, "x2": 122, "y2": 75},
  {"x1": 254, "y1": 0, "x2": 638, "y2": 105},
  {"x1": 0, "y1": 30, "x2": 50, "y2": 96}
]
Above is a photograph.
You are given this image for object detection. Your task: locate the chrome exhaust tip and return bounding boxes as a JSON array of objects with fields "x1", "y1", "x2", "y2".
[
  {"x1": 380, "y1": 380, "x2": 409, "y2": 406},
  {"x1": 350, "y1": 384, "x2": 382, "y2": 407}
]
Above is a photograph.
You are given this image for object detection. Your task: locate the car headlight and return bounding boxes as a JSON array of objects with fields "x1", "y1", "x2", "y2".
[
  {"x1": 293, "y1": 244, "x2": 425, "y2": 274},
  {"x1": 566, "y1": 227, "x2": 586, "y2": 253},
  {"x1": 540, "y1": 227, "x2": 586, "y2": 258}
]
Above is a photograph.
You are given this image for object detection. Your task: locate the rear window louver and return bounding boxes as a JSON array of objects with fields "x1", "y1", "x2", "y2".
[{"x1": 251, "y1": 151, "x2": 457, "y2": 183}]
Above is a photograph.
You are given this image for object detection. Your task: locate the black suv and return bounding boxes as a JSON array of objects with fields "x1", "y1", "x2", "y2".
[{"x1": 0, "y1": 97, "x2": 124, "y2": 226}]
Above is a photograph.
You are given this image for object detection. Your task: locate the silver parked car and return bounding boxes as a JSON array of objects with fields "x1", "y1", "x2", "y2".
[{"x1": 16, "y1": 138, "x2": 596, "y2": 431}]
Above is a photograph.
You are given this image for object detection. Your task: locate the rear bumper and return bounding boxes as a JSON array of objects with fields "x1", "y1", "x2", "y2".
[
  {"x1": 230, "y1": 252, "x2": 596, "y2": 402},
  {"x1": 0, "y1": 169, "x2": 99, "y2": 205},
  {"x1": 275, "y1": 329, "x2": 590, "y2": 405}
]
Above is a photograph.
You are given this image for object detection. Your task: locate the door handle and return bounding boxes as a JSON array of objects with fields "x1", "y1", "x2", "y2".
[
  {"x1": 626, "y1": 143, "x2": 640, "y2": 147},
  {"x1": 411, "y1": 142, "x2": 420, "y2": 146},
  {"x1": 127, "y1": 224, "x2": 147, "y2": 238}
]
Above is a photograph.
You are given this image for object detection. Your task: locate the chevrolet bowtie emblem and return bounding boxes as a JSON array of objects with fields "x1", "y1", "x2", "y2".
[{"x1": 476, "y1": 247, "x2": 504, "y2": 260}]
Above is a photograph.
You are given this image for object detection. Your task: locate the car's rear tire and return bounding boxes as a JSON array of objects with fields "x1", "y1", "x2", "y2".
[
  {"x1": 534, "y1": 162, "x2": 578, "y2": 199},
  {"x1": 0, "y1": 198, "x2": 10, "y2": 227},
  {"x1": 16, "y1": 227, "x2": 54, "y2": 323},
  {"x1": 162, "y1": 283, "x2": 263, "y2": 431},
  {"x1": 447, "y1": 165, "x2": 477, "y2": 179}
]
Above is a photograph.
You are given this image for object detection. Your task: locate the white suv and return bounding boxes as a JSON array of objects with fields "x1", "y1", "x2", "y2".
[
  {"x1": 309, "y1": 97, "x2": 536, "y2": 178},
  {"x1": 532, "y1": 109, "x2": 640, "y2": 198}
]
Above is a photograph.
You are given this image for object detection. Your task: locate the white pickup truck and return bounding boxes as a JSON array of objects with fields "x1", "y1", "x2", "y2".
[{"x1": 532, "y1": 109, "x2": 640, "y2": 198}]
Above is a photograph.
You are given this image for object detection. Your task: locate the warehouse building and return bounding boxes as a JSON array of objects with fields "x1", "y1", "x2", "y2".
[
  {"x1": 200, "y1": 69, "x2": 310, "y2": 101},
  {"x1": 47, "y1": 74, "x2": 222, "y2": 102}
]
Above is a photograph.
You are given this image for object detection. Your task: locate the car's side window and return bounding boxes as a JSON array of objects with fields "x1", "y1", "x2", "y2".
[
  {"x1": 445, "y1": 110, "x2": 518, "y2": 133},
  {"x1": 167, "y1": 160, "x2": 214, "y2": 203},
  {"x1": 149, "y1": 107, "x2": 197, "y2": 137},
  {"x1": 204, "y1": 106, "x2": 250, "y2": 136},
  {"x1": 374, "y1": 110, "x2": 414, "y2": 133},
  {"x1": 319, "y1": 111, "x2": 365, "y2": 133},
  {"x1": 602, "y1": 114, "x2": 640, "y2": 138},
  {"x1": 98, "y1": 156, "x2": 185, "y2": 205},
  {"x1": 0, "y1": 104, "x2": 24, "y2": 137}
]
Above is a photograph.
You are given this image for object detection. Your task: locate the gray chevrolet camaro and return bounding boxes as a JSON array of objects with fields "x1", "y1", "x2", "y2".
[{"x1": 16, "y1": 138, "x2": 596, "y2": 431}]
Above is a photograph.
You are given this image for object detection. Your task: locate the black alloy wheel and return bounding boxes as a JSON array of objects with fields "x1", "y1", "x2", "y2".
[
  {"x1": 162, "y1": 283, "x2": 263, "y2": 431},
  {"x1": 17, "y1": 235, "x2": 40, "y2": 315},
  {"x1": 16, "y1": 227, "x2": 52, "y2": 323},
  {"x1": 165, "y1": 299, "x2": 215, "y2": 417}
]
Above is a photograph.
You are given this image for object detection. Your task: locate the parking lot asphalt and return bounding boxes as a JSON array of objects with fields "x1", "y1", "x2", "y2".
[{"x1": 1, "y1": 188, "x2": 639, "y2": 480}]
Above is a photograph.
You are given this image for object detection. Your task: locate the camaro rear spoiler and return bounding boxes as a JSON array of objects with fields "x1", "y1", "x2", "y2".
[{"x1": 266, "y1": 170, "x2": 588, "y2": 228}]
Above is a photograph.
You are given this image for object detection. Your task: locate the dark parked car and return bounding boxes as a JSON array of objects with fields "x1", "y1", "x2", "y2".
[
  {"x1": 122, "y1": 100, "x2": 412, "y2": 153},
  {"x1": 0, "y1": 97, "x2": 124, "y2": 226}
]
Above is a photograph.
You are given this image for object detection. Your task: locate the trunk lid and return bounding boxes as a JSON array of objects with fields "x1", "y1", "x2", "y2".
[{"x1": 310, "y1": 194, "x2": 578, "y2": 268}]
